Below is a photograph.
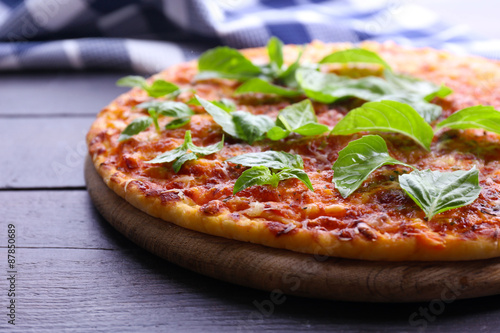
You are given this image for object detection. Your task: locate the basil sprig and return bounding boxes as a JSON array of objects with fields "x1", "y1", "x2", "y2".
[
  {"x1": 118, "y1": 101, "x2": 195, "y2": 141},
  {"x1": 227, "y1": 151, "x2": 313, "y2": 194},
  {"x1": 331, "y1": 100, "x2": 434, "y2": 151},
  {"x1": 196, "y1": 95, "x2": 274, "y2": 144},
  {"x1": 332, "y1": 135, "x2": 415, "y2": 198},
  {"x1": 137, "y1": 101, "x2": 195, "y2": 130},
  {"x1": 197, "y1": 37, "x2": 303, "y2": 97},
  {"x1": 146, "y1": 131, "x2": 224, "y2": 172},
  {"x1": 267, "y1": 99, "x2": 329, "y2": 140},
  {"x1": 435, "y1": 105, "x2": 500, "y2": 135},
  {"x1": 117, "y1": 76, "x2": 179, "y2": 98},
  {"x1": 399, "y1": 167, "x2": 481, "y2": 221}
]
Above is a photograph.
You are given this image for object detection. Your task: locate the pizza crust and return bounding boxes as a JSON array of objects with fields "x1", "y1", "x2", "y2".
[{"x1": 87, "y1": 41, "x2": 500, "y2": 261}]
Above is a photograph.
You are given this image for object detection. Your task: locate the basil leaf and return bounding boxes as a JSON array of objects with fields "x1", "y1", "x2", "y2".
[
  {"x1": 165, "y1": 117, "x2": 191, "y2": 130},
  {"x1": 319, "y1": 48, "x2": 392, "y2": 71},
  {"x1": 331, "y1": 100, "x2": 434, "y2": 151},
  {"x1": 146, "y1": 80, "x2": 180, "y2": 98},
  {"x1": 187, "y1": 135, "x2": 225, "y2": 156},
  {"x1": 384, "y1": 70, "x2": 452, "y2": 101},
  {"x1": 296, "y1": 68, "x2": 391, "y2": 104},
  {"x1": 146, "y1": 145, "x2": 188, "y2": 164},
  {"x1": 172, "y1": 152, "x2": 197, "y2": 173},
  {"x1": 116, "y1": 75, "x2": 147, "y2": 89},
  {"x1": 424, "y1": 85, "x2": 453, "y2": 102},
  {"x1": 399, "y1": 167, "x2": 481, "y2": 221},
  {"x1": 212, "y1": 99, "x2": 237, "y2": 112},
  {"x1": 278, "y1": 48, "x2": 303, "y2": 88},
  {"x1": 148, "y1": 109, "x2": 160, "y2": 132},
  {"x1": 227, "y1": 151, "x2": 304, "y2": 169},
  {"x1": 137, "y1": 101, "x2": 194, "y2": 118},
  {"x1": 146, "y1": 130, "x2": 223, "y2": 171},
  {"x1": 277, "y1": 99, "x2": 329, "y2": 135},
  {"x1": 276, "y1": 168, "x2": 314, "y2": 191},
  {"x1": 332, "y1": 135, "x2": 414, "y2": 198},
  {"x1": 196, "y1": 95, "x2": 238, "y2": 137},
  {"x1": 117, "y1": 76, "x2": 180, "y2": 97},
  {"x1": 267, "y1": 126, "x2": 289, "y2": 140},
  {"x1": 198, "y1": 46, "x2": 262, "y2": 81},
  {"x1": 233, "y1": 166, "x2": 274, "y2": 194},
  {"x1": 235, "y1": 78, "x2": 302, "y2": 97},
  {"x1": 372, "y1": 94, "x2": 442, "y2": 123},
  {"x1": 267, "y1": 36, "x2": 284, "y2": 73},
  {"x1": 233, "y1": 111, "x2": 275, "y2": 144},
  {"x1": 118, "y1": 116, "x2": 153, "y2": 142},
  {"x1": 435, "y1": 105, "x2": 500, "y2": 135},
  {"x1": 232, "y1": 166, "x2": 313, "y2": 194}
]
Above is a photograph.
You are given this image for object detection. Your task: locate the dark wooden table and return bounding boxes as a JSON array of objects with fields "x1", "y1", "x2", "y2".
[{"x1": 1, "y1": 71, "x2": 500, "y2": 333}]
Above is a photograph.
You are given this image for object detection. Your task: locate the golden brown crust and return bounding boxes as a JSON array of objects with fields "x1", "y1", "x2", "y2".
[{"x1": 87, "y1": 41, "x2": 500, "y2": 261}]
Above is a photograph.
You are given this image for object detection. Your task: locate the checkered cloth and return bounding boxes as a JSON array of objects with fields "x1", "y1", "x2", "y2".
[{"x1": 1, "y1": 0, "x2": 499, "y2": 73}]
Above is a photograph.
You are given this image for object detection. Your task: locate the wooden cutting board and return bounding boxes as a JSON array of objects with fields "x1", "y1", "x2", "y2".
[{"x1": 85, "y1": 157, "x2": 500, "y2": 302}]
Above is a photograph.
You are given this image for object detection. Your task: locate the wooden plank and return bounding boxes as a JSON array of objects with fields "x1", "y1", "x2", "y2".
[
  {"x1": 0, "y1": 72, "x2": 126, "y2": 116},
  {"x1": 1, "y1": 247, "x2": 500, "y2": 332},
  {"x1": 0, "y1": 117, "x2": 93, "y2": 188},
  {"x1": 0, "y1": 190, "x2": 130, "y2": 250}
]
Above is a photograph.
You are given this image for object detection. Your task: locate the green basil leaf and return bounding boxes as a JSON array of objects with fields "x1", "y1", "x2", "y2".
[
  {"x1": 187, "y1": 135, "x2": 225, "y2": 156},
  {"x1": 187, "y1": 97, "x2": 201, "y2": 106},
  {"x1": 198, "y1": 46, "x2": 262, "y2": 81},
  {"x1": 165, "y1": 117, "x2": 191, "y2": 130},
  {"x1": 331, "y1": 100, "x2": 434, "y2": 150},
  {"x1": 372, "y1": 94, "x2": 442, "y2": 123},
  {"x1": 384, "y1": 70, "x2": 451, "y2": 101},
  {"x1": 278, "y1": 48, "x2": 303, "y2": 88},
  {"x1": 399, "y1": 167, "x2": 481, "y2": 221},
  {"x1": 275, "y1": 99, "x2": 329, "y2": 136},
  {"x1": 296, "y1": 68, "x2": 391, "y2": 104},
  {"x1": 172, "y1": 152, "x2": 197, "y2": 173},
  {"x1": 148, "y1": 108, "x2": 160, "y2": 132},
  {"x1": 235, "y1": 78, "x2": 302, "y2": 97},
  {"x1": 145, "y1": 80, "x2": 180, "y2": 98},
  {"x1": 276, "y1": 168, "x2": 314, "y2": 191},
  {"x1": 294, "y1": 122, "x2": 330, "y2": 136},
  {"x1": 266, "y1": 126, "x2": 289, "y2": 140},
  {"x1": 319, "y1": 48, "x2": 392, "y2": 71},
  {"x1": 212, "y1": 99, "x2": 237, "y2": 112},
  {"x1": 146, "y1": 145, "x2": 188, "y2": 164},
  {"x1": 146, "y1": 130, "x2": 223, "y2": 171},
  {"x1": 435, "y1": 105, "x2": 500, "y2": 135},
  {"x1": 267, "y1": 36, "x2": 284, "y2": 72},
  {"x1": 118, "y1": 116, "x2": 153, "y2": 142},
  {"x1": 233, "y1": 166, "x2": 274, "y2": 194},
  {"x1": 332, "y1": 135, "x2": 414, "y2": 198},
  {"x1": 424, "y1": 84, "x2": 453, "y2": 102},
  {"x1": 137, "y1": 101, "x2": 194, "y2": 118},
  {"x1": 196, "y1": 95, "x2": 238, "y2": 137},
  {"x1": 232, "y1": 111, "x2": 275, "y2": 144},
  {"x1": 227, "y1": 151, "x2": 304, "y2": 170},
  {"x1": 116, "y1": 75, "x2": 147, "y2": 89}
]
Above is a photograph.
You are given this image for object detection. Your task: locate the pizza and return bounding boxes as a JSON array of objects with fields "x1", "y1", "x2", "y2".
[{"x1": 87, "y1": 39, "x2": 500, "y2": 261}]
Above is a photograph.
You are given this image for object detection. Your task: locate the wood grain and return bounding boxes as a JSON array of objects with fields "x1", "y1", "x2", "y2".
[
  {"x1": 85, "y1": 157, "x2": 500, "y2": 303},
  {"x1": 0, "y1": 117, "x2": 93, "y2": 188},
  {"x1": 0, "y1": 72, "x2": 125, "y2": 116}
]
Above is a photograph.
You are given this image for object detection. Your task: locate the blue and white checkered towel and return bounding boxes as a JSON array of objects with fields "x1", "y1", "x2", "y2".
[{"x1": 1, "y1": 0, "x2": 499, "y2": 73}]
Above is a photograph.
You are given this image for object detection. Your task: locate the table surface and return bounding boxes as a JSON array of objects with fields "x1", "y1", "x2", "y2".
[{"x1": 2, "y1": 4, "x2": 500, "y2": 328}]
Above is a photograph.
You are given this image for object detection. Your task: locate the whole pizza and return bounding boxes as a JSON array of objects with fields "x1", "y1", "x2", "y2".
[{"x1": 87, "y1": 39, "x2": 500, "y2": 261}]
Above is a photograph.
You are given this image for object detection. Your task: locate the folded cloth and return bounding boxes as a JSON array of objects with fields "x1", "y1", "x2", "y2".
[{"x1": 0, "y1": 0, "x2": 499, "y2": 73}]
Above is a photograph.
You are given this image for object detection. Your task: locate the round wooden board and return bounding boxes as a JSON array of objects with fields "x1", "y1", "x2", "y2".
[{"x1": 85, "y1": 157, "x2": 500, "y2": 302}]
